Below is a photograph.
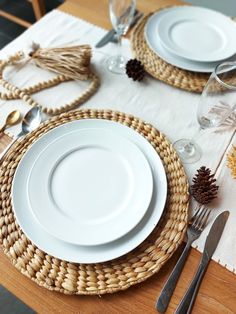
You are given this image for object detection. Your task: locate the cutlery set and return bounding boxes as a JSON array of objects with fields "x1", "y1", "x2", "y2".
[
  {"x1": 175, "y1": 211, "x2": 229, "y2": 314},
  {"x1": 0, "y1": 107, "x2": 41, "y2": 162},
  {"x1": 156, "y1": 210, "x2": 229, "y2": 313}
]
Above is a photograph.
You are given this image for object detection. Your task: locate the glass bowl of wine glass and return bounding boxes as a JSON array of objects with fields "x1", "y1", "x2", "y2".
[{"x1": 174, "y1": 61, "x2": 236, "y2": 164}]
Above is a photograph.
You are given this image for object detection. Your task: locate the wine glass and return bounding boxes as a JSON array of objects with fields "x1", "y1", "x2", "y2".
[
  {"x1": 106, "y1": 0, "x2": 136, "y2": 74},
  {"x1": 174, "y1": 61, "x2": 236, "y2": 164}
]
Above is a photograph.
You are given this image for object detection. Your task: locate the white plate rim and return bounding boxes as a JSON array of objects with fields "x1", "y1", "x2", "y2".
[
  {"x1": 12, "y1": 119, "x2": 167, "y2": 264},
  {"x1": 157, "y1": 6, "x2": 236, "y2": 62},
  {"x1": 144, "y1": 7, "x2": 236, "y2": 73},
  {"x1": 26, "y1": 127, "x2": 153, "y2": 246}
]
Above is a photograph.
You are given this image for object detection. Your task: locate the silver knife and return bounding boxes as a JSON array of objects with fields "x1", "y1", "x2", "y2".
[
  {"x1": 95, "y1": 11, "x2": 143, "y2": 48},
  {"x1": 95, "y1": 29, "x2": 116, "y2": 48},
  {"x1": 175, "y1": 211, "x2": 229, "y2": 314}
]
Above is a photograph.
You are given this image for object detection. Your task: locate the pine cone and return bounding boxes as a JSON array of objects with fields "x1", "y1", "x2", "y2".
[
  {"x1": 126, "y1": 59, "x2": 145, "y2": 81},
  {"x1": 191, "y1": 166, "x2": 219, "y2": 205}
]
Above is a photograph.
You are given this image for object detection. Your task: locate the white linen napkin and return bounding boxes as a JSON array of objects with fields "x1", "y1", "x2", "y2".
[{"x1": 0, "y1": 9, "x2": 235, "y2": 273}]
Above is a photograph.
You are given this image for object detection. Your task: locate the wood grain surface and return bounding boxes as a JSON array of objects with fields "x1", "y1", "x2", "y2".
[{"x1": 0, "y1": 1, "x2": 235, "y2": 313}]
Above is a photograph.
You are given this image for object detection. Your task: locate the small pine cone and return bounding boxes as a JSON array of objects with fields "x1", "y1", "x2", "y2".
[
  {"x1": 227, "y1": 145, "x2": 236, "y2": 179},
  {"x1": 191, "y1": 166, "x2": 219, "y2": 205},
  {"x1": 126, "y1": 58, "x2": 145, "y2": 81}
]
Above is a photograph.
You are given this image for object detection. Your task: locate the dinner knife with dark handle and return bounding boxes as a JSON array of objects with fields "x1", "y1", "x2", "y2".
[
  {"x1": 95, "y1": 10, "x2": 142, "y2": 48},
  {"x1": 175, "y1": 211, "x2": 229, "y2": 314}
]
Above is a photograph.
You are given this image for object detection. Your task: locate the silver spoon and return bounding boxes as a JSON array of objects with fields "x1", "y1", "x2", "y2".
[{"x1": 0, "y1": 106, "x2": 42, "y2": 162}]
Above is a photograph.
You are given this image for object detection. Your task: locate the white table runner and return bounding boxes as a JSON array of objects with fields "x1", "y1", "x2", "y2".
[{"x1": 0, "y1": 9, "x2": 235, "y2": 273}]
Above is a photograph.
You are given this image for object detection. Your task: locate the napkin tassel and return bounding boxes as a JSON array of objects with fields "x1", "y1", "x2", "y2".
[
  {"x1": 29, "y1": 43, "x2": 92, "y2": 80},
  {"x1": 0, "y1": 43, "x2": 100, "y2": 115}
]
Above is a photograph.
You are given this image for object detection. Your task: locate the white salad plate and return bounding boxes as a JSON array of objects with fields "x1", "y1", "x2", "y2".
[
  {"x1": 26, "y1": 127, "x2": 153, "y2": 246},
  {"x1": 145, "y1": 7, "x2": 236, "y2": 73},
  {"x1": 157, "y1": 6, "x2": 236, "y2": 62},
  {"x1": 12, "y1": 119, "x2": 167, "y2": 264}
]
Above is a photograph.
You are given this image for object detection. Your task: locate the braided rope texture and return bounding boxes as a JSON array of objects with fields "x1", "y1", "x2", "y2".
[
  {"x1": 0, "y1": 109, "x2": 189, "y2": 295},
  {"x1": 131, "y1": 12, "x2": 210, "y2": 93},
  {"x1": 0, "y1": 52, "x2": 100, "y2": 115}
]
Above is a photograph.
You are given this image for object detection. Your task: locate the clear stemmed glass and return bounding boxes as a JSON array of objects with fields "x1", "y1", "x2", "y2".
[
  {"x1": 106, "y1": 0, "x2": 136, "y2": 74},
  {"x1": 174, "y1": 61, "x2": 236, "y2": 164}
]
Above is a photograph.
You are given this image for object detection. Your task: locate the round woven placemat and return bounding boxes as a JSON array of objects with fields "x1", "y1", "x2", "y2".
[
  {"x1": 0, "y1": 109, "x2": 189, "y2": 295},
  {"x1": 130, "y1": 10, "x2": 209, "y2": 93}
]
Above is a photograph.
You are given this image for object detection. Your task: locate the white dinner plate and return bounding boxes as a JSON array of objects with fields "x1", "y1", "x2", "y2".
[
  {"x1": 12, "y1": 119, "x2": 167, "y2": 263},
  {"x1": 27, "y1": 127, "x2": 153, "y2": 246},
  {"x1": 145, "y1": 7, "x2": 236, "y2": 73},
  {"x1": 157, "y1": 7, "x2": 236, "y2": 62}
]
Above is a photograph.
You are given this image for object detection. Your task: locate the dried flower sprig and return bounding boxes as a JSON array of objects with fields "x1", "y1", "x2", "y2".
[
  {"x1": 209, "y1": 102, "x2": 236, "y2": 128},
  {"x1": 227, "y1": 145, "x2": 236, "y2": 179}
]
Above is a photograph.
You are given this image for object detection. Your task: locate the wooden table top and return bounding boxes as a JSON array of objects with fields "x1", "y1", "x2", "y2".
[{"x1": 0, "y1": 1, "x2": 236, "y2": 313}]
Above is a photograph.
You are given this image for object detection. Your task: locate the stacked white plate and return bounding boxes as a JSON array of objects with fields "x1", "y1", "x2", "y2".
[
  {"x1": 12, "y1": 119, "x2": 167, "y2": 263},
  {"x1": 145, "y1": 6, "x2": 236, "y2": 73}
]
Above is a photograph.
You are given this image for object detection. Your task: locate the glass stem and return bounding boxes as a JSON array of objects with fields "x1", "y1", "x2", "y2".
[
  {"x1": 191, "y1": 127, "x2": 203, "y2": 143},
  {"x1": 117, "y1": 33, "x2": 122, "y2": 59},
  {"x1": 185, "y1": 127, "x2": 203, "y2": 149}
]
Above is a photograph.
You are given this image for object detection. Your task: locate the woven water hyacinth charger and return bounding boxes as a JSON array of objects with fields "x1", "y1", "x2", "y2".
[
  {"x1": 0, "y1": 109, "x2": 189, "y2": 295},
  {"x1": 130, "y1": 9, "x2": 210, "y2": 93}
]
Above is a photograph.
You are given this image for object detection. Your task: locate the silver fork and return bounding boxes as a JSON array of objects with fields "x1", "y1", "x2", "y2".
[{"x1": 156, "y1": 206, "x2": 211, "y2": 313}]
